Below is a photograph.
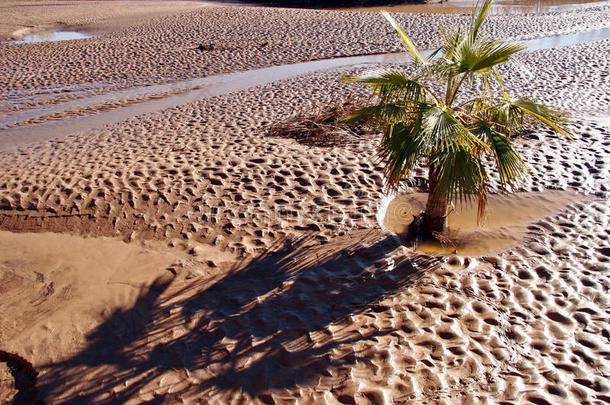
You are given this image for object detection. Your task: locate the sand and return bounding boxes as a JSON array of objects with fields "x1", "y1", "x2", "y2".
[
  {"x1": 1, "y1": 2, "x2": 609, "y2": 92},
  {"x1": 0, "y1": 1, "x2": 215, "y2": 41},
  {"x1": 341, "y1": 0, "x2": 608, "y2": 14},
  {"x1": 1, "y1": 1, "x2": 609, "y2": 404}
]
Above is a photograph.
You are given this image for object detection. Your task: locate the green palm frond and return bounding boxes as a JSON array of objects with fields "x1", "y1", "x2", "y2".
[
  {"x1": 433, "y1": 148, "x2": 487, "y2": 206},
  {"x1": 496, "y1": 100, "x2": 527, "y2": 133},
  {"x1": 509, "y1": 97, "x2": 572, "y2": 136},
  {"x1": 452, "y1": 39, "x2": 527, "y2": 74},
  {"x1": 343, "y1": 103, "x2": 405, "y2": 124},
  {"x1": 341, "y1": 71, "x2": 425, "y2": 105},
  {"x1": 469, "y1": 0, "x2": 493, "y2": 41},
  {"x1": 418, "y1": 105, "x2": 485, "y2": 154},
  {"x1": 381, "y1": 11, "x2": 425, "y2": 65},
  {"x1": 463, "y1": 96, "x2": 570, "y2": 138},
  {"x1": 463, "y1": 98, "x2": 511, "y2": 127},
  {"x1": 474, "y1": 124, "x2": 527, "y2": 189},
  {"x1": 436, "y1": 26, "x2": 464, "y2": 61},
  {"x1": 378, "y1": 121, "x2": 422, "y2": 190}
]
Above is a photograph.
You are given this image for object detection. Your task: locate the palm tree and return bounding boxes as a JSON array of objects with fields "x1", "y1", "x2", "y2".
[{"x1": 342, "y1": 0, "x2": 570, "y2": 237}]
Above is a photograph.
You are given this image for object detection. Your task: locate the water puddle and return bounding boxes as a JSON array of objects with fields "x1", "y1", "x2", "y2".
[
  {"x1": 13, "y1": 30, "x2": 91, "y2": 44},
  {"x1": 522, "y1": 27, "x2": 610, "y2": 50},
  {"x1": 342, "y1": 0, "x2": 609, "y2": 15},
  {"x1": 1, "y1": 28, "x2": 609, "y2": 151},
  {"x1": 381, "y1": 191, "x2": 584, "y2": 256}
]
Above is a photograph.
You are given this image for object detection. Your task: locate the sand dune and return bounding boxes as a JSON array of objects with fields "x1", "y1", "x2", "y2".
[{"x1": 0, "y1": 2, "x2": 609, "y2": 404}]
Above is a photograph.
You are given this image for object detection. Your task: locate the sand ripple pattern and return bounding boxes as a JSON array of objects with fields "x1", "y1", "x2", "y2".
[
  {"x1": 1, "y1": 4, "x2": 609, "y2": 93},
  {"x1": 0, "y1": 21, "x2": 609, "y2": 405}
]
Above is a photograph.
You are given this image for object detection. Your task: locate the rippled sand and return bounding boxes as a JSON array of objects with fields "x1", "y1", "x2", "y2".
[
  {"x1": 0, "y1": 0, "x2": 212, "y2": 41},
  {"x1": 0, "y1": 2, "x2": 609, "y2": 404}
]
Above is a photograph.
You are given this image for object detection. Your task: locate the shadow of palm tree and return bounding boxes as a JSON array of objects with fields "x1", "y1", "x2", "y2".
[{"x1": 38, "y1": 230, "x2": 442, "y2": 404}]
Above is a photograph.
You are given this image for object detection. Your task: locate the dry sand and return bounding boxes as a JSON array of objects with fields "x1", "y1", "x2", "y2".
[{"x1": 1, "y1": 2, "x2": 609, "y2": 404}]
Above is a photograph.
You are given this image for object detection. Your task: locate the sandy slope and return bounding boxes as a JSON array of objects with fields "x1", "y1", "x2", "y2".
[{"x1": 0, "y1": 3, "x2": 609, "y2": 405}]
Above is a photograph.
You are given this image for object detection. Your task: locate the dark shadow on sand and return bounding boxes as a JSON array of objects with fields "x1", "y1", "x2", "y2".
[{"x1": 37, "y1": 231, "x2": 441, "y2": 403}]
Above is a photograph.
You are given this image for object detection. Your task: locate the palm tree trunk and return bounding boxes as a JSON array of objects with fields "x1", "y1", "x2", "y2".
[{"x1": 423, "y1": 166, "x2": 449, "y2": 235}]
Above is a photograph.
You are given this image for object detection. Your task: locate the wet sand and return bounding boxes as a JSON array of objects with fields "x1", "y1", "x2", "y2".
[
  {"x1": 0, "y1": 0, "x2": 213, "y2": 41},
  {"x1": 381, "y1": 191, "x2": 589, "y2": 255},
  {"x1": 1, "y1": 1, "x2": 609, "y2": 404},
  {"x1": 343, "y1": 0, "x2": 609, "y2": 15},
  {"x1": 1, "y1": 1, "x2": 609, "y2": 93}
]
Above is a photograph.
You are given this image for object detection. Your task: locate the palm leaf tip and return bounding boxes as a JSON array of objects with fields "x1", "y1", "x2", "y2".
[
  {"x1": 381, "y1": 11, "x2": 425, "y2": 65},
  {"x1": 470, "y1": 0, "x2": 494, "y2": 41},
  {"x1": 512, "y1": 97, "x2": 572, "y2": 136},
  {"x1": 342, "y1": 108, "x2": 371, "y2": 123},
  {"x1": 455, "y1": 40, "x2": 527, "y2": 74},
  {"x1": 475, "y1": 125, "x2": 527, "y2": 189},
  {"x1": 342, "y1": 104, "x2": 405, "y2": 125},
  {"x1": 340, "y1": 74, "x2": 359, "y2": 84}
]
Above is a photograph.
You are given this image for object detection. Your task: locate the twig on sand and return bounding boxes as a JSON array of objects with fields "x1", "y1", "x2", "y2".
[{"x1": 266, "y1": 100, "x2": 377, "y2": 147}]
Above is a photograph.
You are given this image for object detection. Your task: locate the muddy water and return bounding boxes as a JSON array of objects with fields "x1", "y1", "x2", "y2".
[
  {"x1": 343, "y1": 0, "x2": 609, "y2": 15},
  {"x1": 381, "y1": 191, "x2": 585, "y2": 255}
]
